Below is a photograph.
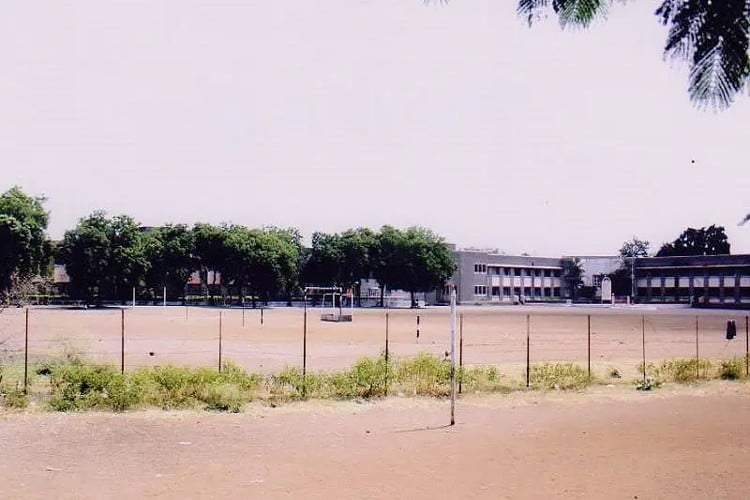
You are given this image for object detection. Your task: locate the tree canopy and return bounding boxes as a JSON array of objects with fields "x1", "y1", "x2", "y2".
[
  {"x1": 0, "y1": 187, "x2": 50, "y2": 301},
  {"x1": 517, "y1": 0, "x2": 750, "y2": 110},
  {"x1": 59, "y1": 212, "x2": 147, "y2": 304},
  {"x1": 619, "y1": 237, "x2": 650, "y2": 258},
  {"x1": 142, "y1": 225, "x2": 196, "y2": 301},
  {"x1": 656, "y1": 224, "x2": 730, "y2": 256}
]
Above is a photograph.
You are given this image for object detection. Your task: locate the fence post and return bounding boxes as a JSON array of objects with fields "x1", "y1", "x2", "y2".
[
  {"x1": 261, "y1": 307, "x2": 264, "y2": 326},
  {"x1": 459, "y1": 313, "x2": 464, "y2": 394},
  {"x1": 302, "y1": 294, "x2": 308, "y2": 397},
  {"x1": 23, "y1": 307, "x2": 29, "y2": 394},
  {"x1": 385, "y1": 312, "x2": 389, "y2": 396},
  {"x1": 641, "y1": 315, "x2": 646, "y2": 386},
  {"x1": 745, "y1": 316, "x2": 749, "y2": 377},
  {"x1": 695, "y1": 316, "x2": 699, "y2": 380},
  {"x1": 121, "y1": 309, "x2": 125, "y2": 374},
  {"x1": 587, "y1": 314, "x2": 591, "y2": 379},
  {"x1": 218, "y1": 311, "x2": 223, "y2": 372},
  {"x1": 416, "y1": 314, "x2": 420, "y2": 340},
  {"x1": 526, "y1": 314, "x2": 530, "y2": 388},
  {"x1": 242, "y1": 307, "x2": 245, "y2": 329}
]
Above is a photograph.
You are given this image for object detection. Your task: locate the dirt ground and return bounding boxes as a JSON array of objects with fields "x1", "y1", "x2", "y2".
[
  {"x1": 1, "y1": 305, "x2": 748, "y2": 381},
  {"x1": 1, "y1": 381, "x2": 749, "y2": 499}
]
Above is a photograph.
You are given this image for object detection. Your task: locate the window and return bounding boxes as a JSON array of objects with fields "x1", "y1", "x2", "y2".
[
  {"x1": 544, "y1": 269, "x2": 551, "y2": 277},
  {"x1": 503, "y1": 287, "x2": 511, "y2": 297},
  {"x1": 474, "y1": 264, "x2": 487, "y2": 274},
  {"x1": 503, "y1": 268, "x2": 510, "y2": 276},
  {"x1": 474, "y1": 285, "x2": 487, "y2": 296},
  {"x1": 592, "y1": 275, "x2": 602, "y2": 287},
  {"x1": 553, "y1": 270, "x2": 561, "y2": 278}
]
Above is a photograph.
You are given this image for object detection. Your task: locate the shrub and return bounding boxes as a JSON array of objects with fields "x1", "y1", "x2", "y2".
[
  {"x1": 269, "y1": 366, "x2": 324, "y2": 400},
  {"x1": 460, "y1": 365, "x2": 515, "y2": 393},
  {"x1": 2, "y1": 386, "x2": 29, "y2": 409},
  {"x1": 396, "y1": 353, "x2": 451, "y2": 396},
  {"x1": 49, "y1": 364, "x2": 138, "y2": 412},
  {"x1": 199, "y1": 383, "x2": 245, "y2": 412},
  {"x1": 608, "y1": 367, "x2": 621, "y2": 379},
  {"x1": 657, "y1": 358, "x2": 713, "y2": 383},
  {"x1": 529, "y1": 363, "x2": 590, "y2": 390},
  {"x1": 635, "y1": 377, "x2": 661, "y2": 391},
  {"x1": 718, "y1": 358, "x2": 744, "y2": 380}
]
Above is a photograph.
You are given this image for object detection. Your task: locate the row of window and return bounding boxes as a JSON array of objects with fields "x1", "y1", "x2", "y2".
[
  {"x1": 474, "y1": 286, "x2": 561, "y2": 297},
  {"x1": 474, "y1": 264, "x2": 561, "y2": 278}
]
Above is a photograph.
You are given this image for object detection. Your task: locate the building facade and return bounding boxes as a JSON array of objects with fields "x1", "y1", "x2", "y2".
[
  {"x1": 444, "y1": 250, "x2": 565, "y2": 304},
  {"x1": 633, "y1": 254, "x2": 750, "y2": 307}
]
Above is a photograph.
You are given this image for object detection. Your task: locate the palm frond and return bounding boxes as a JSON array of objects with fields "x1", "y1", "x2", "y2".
[
  {"x1": 518, "y1": 0, "x2": 613, "y2": 28},
  {"x1": 657, "y1": 0, "x2": 750, "y2": 110},
  {"x1": 740, "y1": 213, "x2": 750, "y2": 226}
]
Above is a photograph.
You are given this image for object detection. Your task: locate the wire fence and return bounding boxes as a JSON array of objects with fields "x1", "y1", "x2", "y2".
[{"x1": 1, "y1": 305, "x2": 748, "y2": 392}]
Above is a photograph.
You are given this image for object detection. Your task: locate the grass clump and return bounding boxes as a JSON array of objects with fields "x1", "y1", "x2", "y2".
[
  {"x1": 657, "y1": 358, "x2": 713, "y2": 383},
  {"x1": 635, "y1": 377, "x2": 661, "y2": 391},
  {"x1": 132, "y1": 362, "x2": 261, "y2": 411},
  {"x1": 1, "y1": 385, "x2": 29, "y2": 409},
  {"x1": 460, "y1": 365, "x2": 516, "y2": 393},
  {"x1": 327, "y1": 356, "x2": 390, "y2": 399},
  {"x1": 529, "y1": 363, "x2": 591, "y2": 390},
  {"x1": 396, "y1": 353, "x2": 451, "y2": 396},
  {"x1": 718, "y1": 358, "x2": 745, "y2": 380},
  {"x1": 49, "y1": 364, "x2": 138, "y2": 412}
]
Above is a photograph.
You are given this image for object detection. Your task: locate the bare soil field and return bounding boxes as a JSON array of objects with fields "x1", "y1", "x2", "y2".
[
  {"x1": 1, "y1": 305, "x2": 748, "y2": 381},
  {"x1": 1, "y1": 382, "x2": 749, "y2": 499}
]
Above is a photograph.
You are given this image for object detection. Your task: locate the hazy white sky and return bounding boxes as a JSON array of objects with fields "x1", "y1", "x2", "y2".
[{"x1": 1, "y1": 1, "x2": 748, "y2": 256}]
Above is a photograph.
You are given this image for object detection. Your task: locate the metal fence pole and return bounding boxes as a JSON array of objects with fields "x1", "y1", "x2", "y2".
[
  {"x1": 745, "y1": 316, "x2": 749, "y2": 377},
  {"x1": 587, "y1": 314, "x2": 591, "y2": 379},
  {"x1": 459, "y1": 313, "x2": 464, "y2": 395},
  {"x1": 695, "y1": 316, "x2": 699, "y2": 379},
  {"x1": 302, "y1": 294, "x2": 308, "y2": 397},
  {"x1": 641, "y1": 315, "x2": 646, "y2": 386},
  {"x1": 385, "y1": 312, "x2": 389, "y2": 396},
  {"x1": 121, "y1": 309, "x2": 125, "y2": 374},
  {"x1": 218, "y1": 311, "x2": 223, "y2": 372},
  {"x1": 23, "y1": 307, "x2": 29, "y2": 394},
  {"x1": 526, "y1": 314, "x2": 530, "y2": 388}
]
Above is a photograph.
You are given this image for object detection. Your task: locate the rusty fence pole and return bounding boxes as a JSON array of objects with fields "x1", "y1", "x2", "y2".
[
  {"x1": 416, "y1": 314, "x2": 420, "y2": 340},
  {"x1": 121, "y1": 309, "x2": 125, "y2": 375},
  {"x1": 302, "y1": 294, "x2": 308, "y2": 397},
  {"x1": 695, "y1": 316, "x2": 699, "y2": 380},
  {"x1": 218, "y1": 311, "x2": 223, "y2": 372},
  {"x1": 242, "y1": 307, "x2": 245, "y2": 329},
  {"x1": 385, "y1": 312, "x2": 389, "y2": 396},
  {"x1": 745, "y1": 316, "x2": 749, "y2": 377},
  {"x1": 23, "y1": 307, "x2": 29, "y2": 394},
  {"x1": 587, "y1": 314, "x2": 591, "y2": 379},
  {"x1": 526, "y1": 314, "x2": 530, "y2": 388},
  {"x1": 261, "y1": 307, "x2": 264, "y2": 326},
  {"x1": 641, "y1": 315, "x2": 646, "y2": 386},
  {"x1": 459, "y1": 313, "x2": 464, "y2": 394}
]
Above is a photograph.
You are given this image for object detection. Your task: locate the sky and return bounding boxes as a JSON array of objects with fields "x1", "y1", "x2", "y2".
[{"x1": 1, "y1": 0, "x2": 748, "y2": 256}]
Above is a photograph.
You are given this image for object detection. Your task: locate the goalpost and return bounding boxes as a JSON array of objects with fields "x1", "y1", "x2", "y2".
[{"x1": 304, "y1": 286, "x2": 353, "y2": 322}]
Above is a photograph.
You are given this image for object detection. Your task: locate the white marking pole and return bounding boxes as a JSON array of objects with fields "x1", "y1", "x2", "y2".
[
  {"x1": 163, "y1": 286, "x2": 167, "y2": 307},
  {"x1": 450, "y1": 287, "x2": 457, "y2": 426},
  {"x1": 132, "y1": 287, "x2": 136, "y2": 307}
]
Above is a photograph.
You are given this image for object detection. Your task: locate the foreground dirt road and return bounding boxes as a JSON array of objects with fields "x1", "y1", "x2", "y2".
[{"x1": 2, "y1": 383, "x2": 749, "y2": 499}]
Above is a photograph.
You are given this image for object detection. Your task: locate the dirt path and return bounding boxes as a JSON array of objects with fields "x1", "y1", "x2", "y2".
[{"x1": 2, "y1": 382, "x2": 749, "y2": 499}]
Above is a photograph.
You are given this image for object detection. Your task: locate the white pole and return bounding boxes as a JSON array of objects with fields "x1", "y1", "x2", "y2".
[
  {"x1": 163, "y1": 286, "x2": 167, "y2": 307},
  {"x1": 450, "y1": 287, "x2": 457, "y2": 426},
  {"x1": 132, "y1": 287, "x2": 136, "y2": 307}
]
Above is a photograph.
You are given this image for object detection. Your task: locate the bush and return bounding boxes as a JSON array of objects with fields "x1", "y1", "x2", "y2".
[
  {"x1": 657, "y1": 358, "x2": 713, "y2": 383},
  {"x1": 269, "y1": 366, "x2": 324, "y2": 400},
  {"x1": 49, "y1": 364, "x2": 138, "y2": 412},
  {"x1": 718, "y1": 358, "x2": 744, "y2": 380},
  {"x1": 199, "y1": 383, "x2": 245, "y2": 412},
  {"x1": 635, "y1": 377, "x2": 661, "y2": 391},
  {"x1": 2, "y1": 386, "x2": 29, "y2": 409},
  {"x1": 460, "y1": 365, "x2": 515, "y2": 393},
  {"x1": 396, "y1": 353, "x2": 451, "y2": 396},
  {"x1": 529, "y1": 363, "x2": 591, "y2": 390}
]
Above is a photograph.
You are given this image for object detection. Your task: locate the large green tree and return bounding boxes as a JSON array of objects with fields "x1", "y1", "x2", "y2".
[
  {"x1": 0, "y1": 187, "x2": 51, "y2": 302},
  {"x1": 656, "y1": 224, "x2": 730, "y2": 256},
  {"x1": 373, "y1": 226, "x2": 455, "y2": 308},
  {"x1": 142, "y1": 225, "x2": 196, "y2": 303},
  {"x1": 60, "y1": 212, "x2": 147, "y2": 304},
  {"x1": 517, "y1": 0, "x2": 750, "y2": 110}
]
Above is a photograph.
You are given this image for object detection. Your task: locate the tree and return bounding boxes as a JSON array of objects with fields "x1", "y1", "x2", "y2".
[
  {"x1": 303, "y1": 227, "x2": 377, "y2": 302},
  {"x1": 619, "y1": 237, "x2": 650, "y2": 258},
  {"x1": 517, "y1": 0, "x2": 749, "y2": 110},
  {"x1": 0, "y1": 187, "x2": 51, "y2": 303},
  {"x1": 191, "y1": 223, "x2": 227, "y2": 302},
  {"x1": 373, "y1": 226, "x2": 455, "y2": 308},
  {"x1": 561, "y1": 257, "x2": 584, "y2": 299},
  {"x1": 59, "y1": 212, "x2": 147, "y2": 304},
  {"x1": 656, "y1": 224, "x2": 730, "y2": 256},
  {"x1": 142, "y1": 225, "x2": 196, "y2": 303}
]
